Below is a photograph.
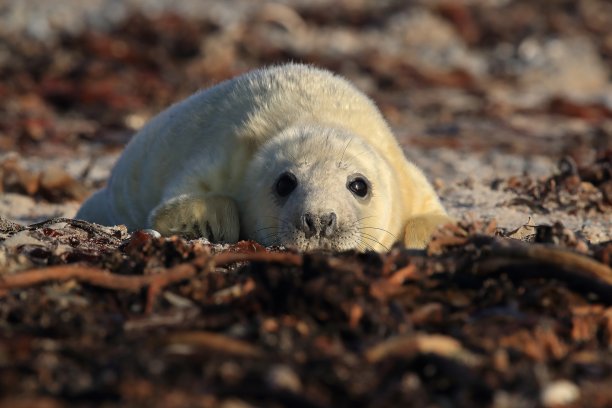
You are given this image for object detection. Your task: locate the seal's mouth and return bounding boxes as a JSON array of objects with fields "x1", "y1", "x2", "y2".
[
  {"x1": 296, "y1": 235, "x2": 339, "y2": 251},
  {"x1": 270, "y1": 224, "x2": 361, "y2": 252},
  {"x1": 255, "y1": 213, "x2": 391, "y2": 252}
]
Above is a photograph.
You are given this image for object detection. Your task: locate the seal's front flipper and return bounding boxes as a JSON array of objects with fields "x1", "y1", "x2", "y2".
[
  {"x1": 403, "y1": 213, "x2": 453, "y2": 249},
  {"x1": 149, "y1": 194, "x2": 239, "y2": 242}
]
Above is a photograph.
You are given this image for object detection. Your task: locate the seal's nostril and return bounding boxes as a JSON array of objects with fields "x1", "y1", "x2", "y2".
[
  {"x1": 321, "y1": 212, "x2": 337, "y2": 237},
  {"x1": 302, "y1": 213, "x2": 317, "y2": 238},
  {"x1": 325, "y1": 212, "x2": 337, "y2": 227}
]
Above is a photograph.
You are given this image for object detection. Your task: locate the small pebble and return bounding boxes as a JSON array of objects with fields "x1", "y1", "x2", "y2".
[
  {"x1": 541, "y1": 380, "x2": 580, "y2": 407},
  {"x1": 267, "y1": 365, "x2": 302, "y2": 393}
]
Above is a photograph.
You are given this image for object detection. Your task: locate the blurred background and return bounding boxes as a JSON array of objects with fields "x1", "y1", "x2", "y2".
[{"x1": 0, "y1": 0, "x2": 611, "y2": 234}]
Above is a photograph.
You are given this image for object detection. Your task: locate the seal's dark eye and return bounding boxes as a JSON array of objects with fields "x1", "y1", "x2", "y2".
[
  {"x1": 348, "y1": 177, "x2": 368, "y2": 198},
  {"x1": 276, "y1": 172, "x2": 297, "y2": 197}
]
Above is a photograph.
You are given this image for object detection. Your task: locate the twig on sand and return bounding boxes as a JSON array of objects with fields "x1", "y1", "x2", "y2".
[
  {"x1": 467, "y1": 236, "x2": 612, "y2": 299},
  {"x1": 27, "y1": 217, "x2": 123, "y2": 242},
  {"x1": 165, "y1": 330, "x2": 265, "y2": 358},
  {"x1": 0, "y1": 262, "x2": 200, "y2": 313},
  {"x1": 0, "y1": 251, "x2": 304, "y2": 313},
  {"x1": 364, "y1": 333, "x2": 480, "y2": 366},
  {"x1": 212, "y1": 251, "x2": 303, "y2": 268}
]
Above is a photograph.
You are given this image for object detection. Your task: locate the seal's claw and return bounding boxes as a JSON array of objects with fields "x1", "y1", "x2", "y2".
[{"x1": 149, "y1": 194, "x2": 239, "y2": 243}]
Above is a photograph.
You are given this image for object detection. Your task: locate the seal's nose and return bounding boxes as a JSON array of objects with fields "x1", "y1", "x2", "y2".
[{"x1": 301, "y1": 212, "x2": 337, "y2": 238}]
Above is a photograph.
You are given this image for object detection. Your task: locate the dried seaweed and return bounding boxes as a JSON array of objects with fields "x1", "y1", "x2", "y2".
[{"x1": 1, "y1": 218, "x2": 612, "y2": 407}]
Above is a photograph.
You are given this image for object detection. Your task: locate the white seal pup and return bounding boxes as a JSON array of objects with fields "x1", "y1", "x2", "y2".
[{"x1": 77, "y1": 63, "x2": 451, "y2": 250}]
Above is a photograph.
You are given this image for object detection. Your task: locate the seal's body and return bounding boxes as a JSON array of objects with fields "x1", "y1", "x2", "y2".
[{"x1": 77, "y1": 64, "x2": 450, "y2": 250}]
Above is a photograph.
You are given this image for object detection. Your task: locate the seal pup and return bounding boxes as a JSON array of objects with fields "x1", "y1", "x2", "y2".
[{"x1": 77, "y1": 63, "x2": 451, "y2": 250}]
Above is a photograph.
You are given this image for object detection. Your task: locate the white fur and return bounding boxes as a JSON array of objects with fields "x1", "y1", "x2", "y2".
[{"x1": 77, "y1": 64, "x2": 450, "y2": 250}]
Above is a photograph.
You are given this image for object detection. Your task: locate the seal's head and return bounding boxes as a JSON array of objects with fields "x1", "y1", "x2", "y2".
[{"x1": 240, "y1": 124, "x2": 402, "y2": 251}]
